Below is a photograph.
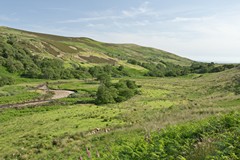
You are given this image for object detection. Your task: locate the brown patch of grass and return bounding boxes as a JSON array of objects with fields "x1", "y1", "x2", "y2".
[
  {"x1": 76, "y1": 38, "x2": 102, "y2": 48},
  {"x1": 44, "y1": 40, "x2": 80, "y2": 53},
  {"x1": 41, "y1": 42, "x2": 60, "y2": 56},
  {"x1": 79, "y1": 55, "x2": 117, "y2": 65},
  {"x1": 20, "y1": 41, "x2": 41, "y2": 53}
]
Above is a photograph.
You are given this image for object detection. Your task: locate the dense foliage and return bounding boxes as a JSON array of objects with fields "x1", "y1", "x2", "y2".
[
  {"x1": 127, "y1": 59, "x2": 236, "y2": 77},
  {"x1": 95, "y1": 74, "x2": 139, "y2": 104},
  {"x1": 89, "y1": 65, "x2": 130, "y2": 78},
  {"x1": 0, "y1": 35, "x2": 85, "y2": 79},
  {"x1": 0, "y1": 35, "x2": 133, "y2": 80},
  {"x1": 189, "y1": 62, "x2": 235, "y2": 74},
  {"x1": 0, "y1": 76, "x2": 14, "y2": 87},
  {"x1": 107, "y1": 112, "x2": 240, "y2": 159},
  {"x1": 232, "y1": 75, "x2": 240, "y2": 94}
]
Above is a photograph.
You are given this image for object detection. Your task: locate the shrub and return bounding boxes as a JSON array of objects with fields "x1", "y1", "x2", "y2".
[
  {"x1": 232, "y1": 75, "x2": 240, "y2": 94},
  {"x1": 95, "y1": 76, "x2": 139, "y2": 104},
  {"x1": 0, "y1": 76, "x2": 15, "y2": 87}
]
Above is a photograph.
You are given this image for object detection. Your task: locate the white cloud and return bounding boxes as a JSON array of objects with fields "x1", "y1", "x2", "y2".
[
  {"x1": 46, "y1": 2, "x2": 240, "y2": 62},
  {"x1": 171, "y1": 16, "x2": 214, "y2": 22},
  {"x1": 58, "y1": 1, "x2": 154, "y2": 24},
  {"x1": 122, "y1": 1, "x2": 151, "y2": 17},
  {"x1": 86, "y1": 23, "x2": 106, "y2": 28}
]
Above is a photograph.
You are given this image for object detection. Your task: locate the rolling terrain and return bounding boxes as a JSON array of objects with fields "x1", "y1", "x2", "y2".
[
  {"x1": 0, "y1": 26, "x2": 192, "y2": 68},
  {"x1": 0, "y1": 27, "x2": 239, "y2": 159}
]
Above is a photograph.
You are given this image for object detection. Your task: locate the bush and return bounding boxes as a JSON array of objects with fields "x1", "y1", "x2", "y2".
[
  {"x1": 95, "y1": 76, "x2": 139, "y2": 104},
  {"x1": 232, "y1": 75, "x2": 240, "y2": 94},
  {"x1": 0, "y1": 76, "x2": 15, "y2": 87},
  {"x1": 95, "y1": 85, "x2": 118, "y2": 104}
]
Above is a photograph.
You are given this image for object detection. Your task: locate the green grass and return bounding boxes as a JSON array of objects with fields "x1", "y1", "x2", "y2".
[
  {"x1": 0, "y1": 66, "x2": 11, "y2": 77},
  {"x1": 0, "y1": 85, "x2": 43, "y2": 105},
  {"x1": 48, "y1": 80, "x2": 98, "y2": 93},
  {"x1": 0, "y1": 104, "x2": 125, "y2": 159},
  {"x1": 101, "y1": 112, "x2": 240, "y2": 160},
  {"x1": 0, "y1": 68, "x2": 239, "y2": 159},
  {"x1": 0, "y1": 92, "x2": 41, "y2": 105}
]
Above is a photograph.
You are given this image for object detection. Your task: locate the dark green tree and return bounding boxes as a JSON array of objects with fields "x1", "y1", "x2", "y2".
[
  {"x1": 95, "y1": 84, "x2": 117, "y2": 104},
  {"x1": 97, "y1": 73, "x2": 111, "y2": 86},
  {"x1": 0, "y1": 76, "x2": 15, "y2": 87}
]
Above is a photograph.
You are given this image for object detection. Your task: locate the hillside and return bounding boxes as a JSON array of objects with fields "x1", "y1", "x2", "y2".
[
  {"x1": 0, "y1": 26, "x2": 192, "y2": 68},
  {"x1": 2, "y1": 26, "x2": 235, "y2": 80},
  {"x1": 0, "y1": 26, "x2": 240, "y2": 159}
]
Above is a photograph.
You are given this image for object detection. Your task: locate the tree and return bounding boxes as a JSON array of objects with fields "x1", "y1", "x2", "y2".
[
  {"x1": 233, "y1": 75, "x2": 240, "y2": 94},
  {"x1": 22, "y1": 65, "x2": 41, "y2": 78},
  {"x1": 0, "y1": 76, "x2": 15, "y2": 87},
  {"x1": 210, "y1": 66, "x2": 225, "y2": 73},
  {"x1": 118, "y1": 65, "x2": 124, "y2": 71},
  {"x1": 5, "y1": 58, "x2": 24, "y2": 73},
  {"x1": 41, "y1": 67, "x2": 56, "y2": 79},
  {"x1": 116, "y1": 88, "x2": 134, "y2": 102},
  {"x1": 89, "y1": 66, "x2": 102, "y2": 78},
  {"x1": 97, "y1": 73, "x2": 111, "y2": 86},
  {"x1": 61, "y1": 69, "x2": 74, "y2": 79},
  {"x1": 95, "y1": 84, "x2": 117, "y2": 104},
  {"x1": 125, "y1": 80, "x2": 137, "y2": 89},
  {"x1": 95, "y1": 78, "x2": 139, "y2": 104}
]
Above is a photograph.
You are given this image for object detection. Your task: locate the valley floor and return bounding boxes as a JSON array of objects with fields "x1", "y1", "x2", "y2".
[{"x1": 0, "y1": 69, "x2": 240, "y2": 159}]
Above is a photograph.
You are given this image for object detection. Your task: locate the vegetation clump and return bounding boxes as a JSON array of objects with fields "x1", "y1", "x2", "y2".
[
  {"x1": 0, "y1": 35, "x2": 132, "y2": 80},
  {"x1": 127, "y1": 59, "x2": 236, "y2": 77},
  {"x1": 0, "y1": 76, "x2": 14, "y2": 87},
  {"x1": 95, "y1": 74, "x2": 139, "y2": 104},
  {"x1": 108, "y1": 112, "x2": 240, "y2": 159},
  {"x1": 232, "y1": 75, "x2": 240, "y2": 94}
]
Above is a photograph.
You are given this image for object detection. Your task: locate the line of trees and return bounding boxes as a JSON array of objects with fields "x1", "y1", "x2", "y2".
[{"x1": 127, "y1": 59, "x2": 236, "y2": 77}]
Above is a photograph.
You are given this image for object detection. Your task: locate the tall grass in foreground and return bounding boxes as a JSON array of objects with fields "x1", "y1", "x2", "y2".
[{"x1": 81, "y1": 112, "x2": 240, "y2": 160}]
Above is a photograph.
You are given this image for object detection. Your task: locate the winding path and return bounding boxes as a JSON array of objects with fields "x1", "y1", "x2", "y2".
[
  {"x1": 0, "y1": 84, "x2": 75, "y2": 109},
  {"x1": 51, "y1": 90, "x2": 75, "y2": 99}
]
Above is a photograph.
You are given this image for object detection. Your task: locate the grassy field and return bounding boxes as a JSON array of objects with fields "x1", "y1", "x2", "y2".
[{"x1": 0, "y1": 68, "x2": 239, "y2": 159}]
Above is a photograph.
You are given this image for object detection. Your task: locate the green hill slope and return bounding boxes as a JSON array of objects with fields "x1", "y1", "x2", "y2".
[{"x1": 0, "y1": 26, "x2": 192, "y2": 68}]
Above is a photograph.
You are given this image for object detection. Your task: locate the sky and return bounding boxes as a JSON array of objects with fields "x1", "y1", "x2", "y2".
[{"x1": 1, "y1": 0, "x2": 240, "y2": 63}]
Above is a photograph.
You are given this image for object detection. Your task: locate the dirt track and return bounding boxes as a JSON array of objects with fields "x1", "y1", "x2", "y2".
[
  {"x1": 51, "y1": 90, "x2": 74, "y2": 99},
  {"x1": 0, "y1": 84, "x2": 75, "y2": 109}
]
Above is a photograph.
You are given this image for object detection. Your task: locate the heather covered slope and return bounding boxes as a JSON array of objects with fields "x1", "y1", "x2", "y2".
[
  {"x1": 0, "y1": 26, "x2": 192, "y2": 67},
  {"x1": 1, "y1": 26, "x2": 235, "y2": 80}
]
